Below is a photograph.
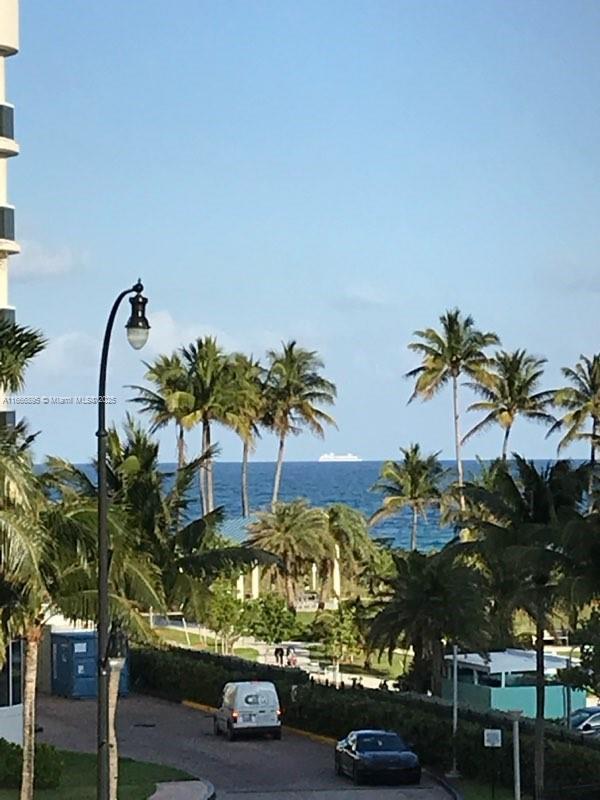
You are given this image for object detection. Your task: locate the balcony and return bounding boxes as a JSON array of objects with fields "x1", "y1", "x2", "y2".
[
  {"x1": 0, "y1": 206, "x2": 18, "y2": 254},
  {"x1": 0, "y1": 105, "x2": 18, "y2": 157}
]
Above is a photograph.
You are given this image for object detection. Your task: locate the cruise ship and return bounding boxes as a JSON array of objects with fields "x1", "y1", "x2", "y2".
[{"x1": 318, "y1": 452, "x2": 362, "y2": 463}]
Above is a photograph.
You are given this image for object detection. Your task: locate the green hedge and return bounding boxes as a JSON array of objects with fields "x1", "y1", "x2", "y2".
[
  {"x1": 130, "y1": 646, "x2": 600, "y2": 796},
  {"x1": 0, "y1": 738, "x2": 63, "y2": 789},
  {"x1": 131, "y1": 645, "x2": 308, "y2": 708}
]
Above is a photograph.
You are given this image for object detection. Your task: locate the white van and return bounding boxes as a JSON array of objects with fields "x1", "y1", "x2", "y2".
[{"x1": 213, "y1": 681, "x2": 282, "y2": 741}]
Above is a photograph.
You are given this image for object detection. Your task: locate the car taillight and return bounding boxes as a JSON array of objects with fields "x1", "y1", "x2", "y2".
[
  {"x1": 277, "y1": 709, "x2": 282, "y2": 717},
  {"x1": 232, "y1": 711, "x2": 239, "y2": 721}
]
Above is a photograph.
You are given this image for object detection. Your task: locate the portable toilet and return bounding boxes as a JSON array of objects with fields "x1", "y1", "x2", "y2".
[{"x1": 51, "y1": 631, "x2": 129, "y2": 699}]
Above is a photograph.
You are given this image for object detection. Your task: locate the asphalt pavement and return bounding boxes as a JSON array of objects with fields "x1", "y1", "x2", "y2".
[{"x1": 37, "y1": 694, "x2": 450, "y2": 800}]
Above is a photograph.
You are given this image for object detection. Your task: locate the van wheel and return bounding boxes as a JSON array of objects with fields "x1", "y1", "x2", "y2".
[
  {"x1": 273, "y1": 729, "x2": 282, "y2": 741},
  {"x1": 227, "y1": 724, "x2": 236, "y2": 742},
  {"x1": 213, "y1": 718, "x2": 220, "y2": 736}
]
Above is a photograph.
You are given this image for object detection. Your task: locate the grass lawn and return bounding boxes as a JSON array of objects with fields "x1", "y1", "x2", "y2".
[
  {"x1": 0, "y1": 750, "x2": 193, "y2": 800},
  {"x1": 154, "y1": 628, "x2": 258, "y2": 661},
  {"x1": 459, "y1": 777, "x2": 532, "y2": 800},
  {"x1": 154, "y1": 627, "x2": 205, "y2": 647}
]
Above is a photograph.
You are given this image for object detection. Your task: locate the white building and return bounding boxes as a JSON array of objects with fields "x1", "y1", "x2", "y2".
[
  {"x1": 0, "y1": 0, "x2": 22, "y2": 745},
  {"x1": 0, "y1": 642, "x2": 23, "y2": 744}
]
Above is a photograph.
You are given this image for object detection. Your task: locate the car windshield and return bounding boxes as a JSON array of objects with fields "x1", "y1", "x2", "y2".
[
  {"x1": 356, "y1": 733, "x2": 406, "y2": 752},
  {"x1": 571, "y1": 709, "x2": 595, "y2": 727}
]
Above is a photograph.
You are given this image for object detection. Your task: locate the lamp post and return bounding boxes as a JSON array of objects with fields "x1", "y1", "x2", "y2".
[
  {"x1": 509, "y1": 709, "x2": 522, "y2": 800},
  {"x1": 97, "y1": 281, "x2": 149, "y2": 800},
  {"x1": 445, "y1": 643, "x2": 460, "y2": 779}
]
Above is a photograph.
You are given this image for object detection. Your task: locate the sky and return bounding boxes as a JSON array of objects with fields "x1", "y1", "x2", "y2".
[{"x1": 6, "y1": 0, "x2": 600, "y2": 463}]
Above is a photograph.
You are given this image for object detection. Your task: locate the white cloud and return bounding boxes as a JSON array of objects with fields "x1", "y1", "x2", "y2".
[
  {"x1": 145, "y1": 309, "x2": 239, "y2": 356},
  {"x1": 12, "y1": 240, "x2": 82, "y2": 282},
  {"x1": 33, "y1": 331, "x2": 98, "y2": 378}
]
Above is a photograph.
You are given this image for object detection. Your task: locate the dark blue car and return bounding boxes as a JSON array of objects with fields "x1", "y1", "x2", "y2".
[{"x1": 334, "y1": 729, "x2": 421, "y2": 785}]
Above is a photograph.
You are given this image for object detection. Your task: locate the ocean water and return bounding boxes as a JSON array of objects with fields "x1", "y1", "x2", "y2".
[
  {"x1": 71, "y1": 457, "x2": 568, "y2": 550},
  {"x1": 185, "y1": 459, "x2": 465, "y2": 551}
]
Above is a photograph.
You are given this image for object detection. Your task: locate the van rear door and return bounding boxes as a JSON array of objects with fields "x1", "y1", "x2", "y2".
[{"x1": 240, "y1": 688, "x2": 279, "y2": 727}]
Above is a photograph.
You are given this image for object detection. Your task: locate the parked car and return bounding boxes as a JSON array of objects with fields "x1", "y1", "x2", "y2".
[
  {"x1": 334, "y1": 729, "x2": 421, "y2": 785},
  {"x1": 570, "y1": 706, "x2": 600, "y2": 735},
  {"x1": 213, "y1": 681, "x2": 282, "y2": 741}
]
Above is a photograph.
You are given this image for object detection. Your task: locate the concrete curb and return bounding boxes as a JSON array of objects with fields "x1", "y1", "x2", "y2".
[
  {"x1": 149, "y1": 779, "x2": 217, "y2": 800},
  {"x1": 425, "y1": 770, "x2": 464, "y2": 800}
]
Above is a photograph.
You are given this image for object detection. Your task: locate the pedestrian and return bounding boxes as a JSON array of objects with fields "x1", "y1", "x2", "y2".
[
  {"x1": 286, "y1": 646, "x2": 295, "y2": 666},
  {"x1": 274, "y1": 645, "x2": 284, "y2": 666}
]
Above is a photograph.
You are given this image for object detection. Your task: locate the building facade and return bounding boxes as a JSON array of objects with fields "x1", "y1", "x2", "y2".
[
  {"x1": 0, "y1": 0, "x2": 22, "y2": 745},
  {"x1": 0, "y1": 0, "x2": 19, "y2": 427}
]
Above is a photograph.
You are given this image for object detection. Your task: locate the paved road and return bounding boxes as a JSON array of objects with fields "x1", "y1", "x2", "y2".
[{"x1": 38, "y1": 694, "x2": 449, "y2": 800}]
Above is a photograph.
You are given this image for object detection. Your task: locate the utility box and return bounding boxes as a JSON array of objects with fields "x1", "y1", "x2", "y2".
[{"x1": 51, "y1": 631, "x2": 129, "y2": 699}]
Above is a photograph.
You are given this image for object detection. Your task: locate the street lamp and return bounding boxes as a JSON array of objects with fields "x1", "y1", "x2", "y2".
[
  {"x1": 447, "y1": 643, "x2": 460, "y2": 778},
  {"x1": 97, "y1": 280, "x2": 149, "y2": 800}
]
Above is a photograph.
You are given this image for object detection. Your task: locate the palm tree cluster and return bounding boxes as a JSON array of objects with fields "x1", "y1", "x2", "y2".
[
  {"x1": 247, "y1": 499, "x2": 379, "y2": 608},
  {"x1": 0, "y1": 321, "x2": 277, "y2": 800},
  {"x1": 1, "y1": 414, "x2": 277, "y2": 799},
  {"x1": 130, "y1": 337, "x2": 336, "y2": 516},
  {"x1": 407, "y1": 308, "x2": 600, "y2": 508},
  {"x1": 368, "y1": 456, "x2": 600, "y2": 800}
]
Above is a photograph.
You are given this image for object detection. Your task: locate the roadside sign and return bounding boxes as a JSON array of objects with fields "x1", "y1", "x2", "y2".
[{"x1": 484, "y1": 729, "x2": 502, "y2": 748}]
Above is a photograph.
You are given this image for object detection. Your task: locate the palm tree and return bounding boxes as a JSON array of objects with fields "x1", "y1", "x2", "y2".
[
  {"x1": 406, "y1": 309, "x2": 499, "y2": 508},
  {"x1": 180, "y1": 337, "x2": 234, "y2": 514},
  {"x1": 226, "y1": 354, "x2": 264, "y2": 517},
  {"x1": 548, "y1": 354, "x2": 600, "y2": 505},
  {"x1": 48, "y1": 418, "x2": 275, "y2": 623},
  {"x1": 368, "y1": 548, "x2": 489, "y2": 695},
  {"x1": 460, "y1": 457, "x2": 588, "y2": 800},
  {"x1": 129, "y1": 353, "x2": 195, "y2": 468},
  {"x1": 0, "y1": 318, "x2": 45, "y2": 393},
  {"x1": 0, "y1": 442, "x2": 160, "y2": 800},
  {"x1": 316, "y1": 504, "x2": 376, "y2": 605},
  {"x1": 464, "y1": 349, "x2": 555, "y2": 460},
  {"x1": 370, "y1": 443, "x2": 445, "y2": 550},
  {"x1": 247, "y1": 500, "x2": 330, "y2": 607},
  {"x1": 264, "y1": 341, "x2": 336, "y2": 507}
]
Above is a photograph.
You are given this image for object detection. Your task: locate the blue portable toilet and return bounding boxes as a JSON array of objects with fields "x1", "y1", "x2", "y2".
[{"x1": 51, "y1": 631, "x2": 129, "y2": 699}]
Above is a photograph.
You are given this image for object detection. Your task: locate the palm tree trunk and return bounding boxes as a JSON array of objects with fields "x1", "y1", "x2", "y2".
[
  {"x1": 317, "y1": 562, "x2": 329, "y2": 607},
  {"x1": 108, "y1": 658, "x2": 125, "y2": 800},
  {"x1": 200, "y1": 421, "x2": 209, "y2": 515},
  {"x1": 534, "y1": 608, "x2": 546, "y2": 800},
  {"x1": 206, "y1": 421, "x2": 214, "y2": 513},
  {"x1": 241, "y1": 439, "x2": 250, "y2": 518},
  {"x1": 20, "y1": 626, "x2": 42, "y2": 800},
  {"x1": 271, "y1": 434, "x2": 286, "y2": 509},
  {"x1": 452, "y1": 374, "x2": 465, "y2": 511},
  {"x1": 589, "y1": 417, "x2": 597, "y2": 512},
  {"x1": 283, "y1": 558, "x2": 295, "y2": 609},
  {"x1": 410, "y1": 505, "x2": 418, "y2": 551},
  {"x1": 177, "y1": 424, "x2": 185, "y2": 470},
  {"x1": 501, "y1": 425, "x2": 511, "y2": 461},
  {"x1": 412, "y1": 636, "x2": 427, "y2": 693},
  {"x1": 431, "y1": 638, "x2": 444, "y2": 696}
]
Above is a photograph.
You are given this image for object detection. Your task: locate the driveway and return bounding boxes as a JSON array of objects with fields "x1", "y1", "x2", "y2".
[{"x1": 37, "y1": 693, "x2": 449, "y2": 800}]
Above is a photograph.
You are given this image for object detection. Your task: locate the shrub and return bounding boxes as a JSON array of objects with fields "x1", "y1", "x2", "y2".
[
  {"x1": 0, "y1": 738, "x2": 63, "y2": 789},
  {"x1": 130, "y1": 644, "x2": 308, "y2": 708}
]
